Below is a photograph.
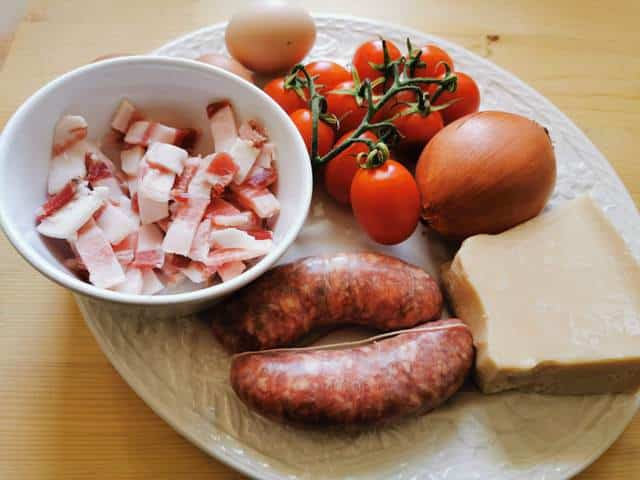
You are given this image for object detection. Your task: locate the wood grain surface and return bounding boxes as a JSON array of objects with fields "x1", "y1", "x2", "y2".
[{"x1": 0, "y1": 1, "x2": 639, "y2": 478}]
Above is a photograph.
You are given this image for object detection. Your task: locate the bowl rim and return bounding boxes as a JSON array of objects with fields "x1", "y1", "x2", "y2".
[{"x1": 0, "y1": 55, "x2": 313, "y2": 306}]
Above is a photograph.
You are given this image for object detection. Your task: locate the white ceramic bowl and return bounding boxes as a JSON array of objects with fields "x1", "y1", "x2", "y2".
[{"x1": 0, "y1": 56, "x2": 312, "y2": 316}]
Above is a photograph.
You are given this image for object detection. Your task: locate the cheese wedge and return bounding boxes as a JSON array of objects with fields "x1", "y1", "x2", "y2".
[{"x1": 442, "y1": 195, "x2": 640, "y2": 394}]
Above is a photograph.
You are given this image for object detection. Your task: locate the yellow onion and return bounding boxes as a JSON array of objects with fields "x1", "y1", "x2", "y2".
[{"x1": 415, "y1": 111, "x2": 556, "y2": 239}]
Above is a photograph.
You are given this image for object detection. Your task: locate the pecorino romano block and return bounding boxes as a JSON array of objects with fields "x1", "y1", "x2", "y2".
[{"x1": 441, "y1": 195, "x2": 640, "y2": 394}]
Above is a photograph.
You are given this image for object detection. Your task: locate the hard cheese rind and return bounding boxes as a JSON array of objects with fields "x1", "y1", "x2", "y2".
[{"x1": 442, "y1": 195, "x2": 640, "y2": 394}]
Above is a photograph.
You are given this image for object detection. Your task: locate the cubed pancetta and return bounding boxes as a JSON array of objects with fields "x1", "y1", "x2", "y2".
[
  {"x1": 73, "y1": 219, "x2": 125, "y2": 288},
  {"x1": 133, "y1": 223, "x2": 165, "y2": 268},
  {"x1": 207, "y1": 101, "x2": 237, "y2": 153}
]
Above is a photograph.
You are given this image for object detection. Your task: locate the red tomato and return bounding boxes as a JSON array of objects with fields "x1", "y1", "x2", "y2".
[
  {"x1": 324, "y1": 130, "x2": 378, "y2": 205},
  {"x1": 411, "y1": 44, "x2": 454, "y2": 80},
  {"x1": 304, "y1": 61, "x2": 351, "y2": 94},
  {"x1": 352, "y1": 39, "x2": 402, "y2": 91},
  {"x1": 392, "y1": 108, "x2": 444, "y2": 147},
  {"x1": 351, "y1": 159, "x2": 421, "y2": 245},
  {"x1": 264, "y1": 77, "x2": 307, "y2": 114},
  {"x1": 434, "y1": 71, "x2": 480, "y2": 124},
  {"x1": 290, "y1": 109, "x2": 335, "y2": 157},
  {"x1": 325, "y1": 80, "x2": 368, "y2": 135}
]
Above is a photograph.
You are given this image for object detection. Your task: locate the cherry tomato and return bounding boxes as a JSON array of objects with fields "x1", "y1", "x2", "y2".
[
  {"x1": 290, "y1": 109, "x2": 335, "y2": 157},
  {"x1": 325, "y1": 80, "x2": 368, "y2": 135},
  {"x1": 303, "y1": 61, "x2": 351, "y2": 94},
  {"x1": 324, "y1": 130, "x2": 378, "y2": 205},
  {"x1": 411, "y1": 44, "x2": 454, "y2": 80},
  {"x1": 392, "y1": 108, "x2": 444, "y2": 147},
  {"x1": 352, "y1": 39, "x2": 402, "y2": 91},
  {"x1": 264, "y1": 77, "x2": 307, "y2": 114},
  {"x1": 351, "y1": 159, "x2": 421, "y2": 245},
  {"x1": 433, "y1": 71, "x2": 480, "y2": 124}
]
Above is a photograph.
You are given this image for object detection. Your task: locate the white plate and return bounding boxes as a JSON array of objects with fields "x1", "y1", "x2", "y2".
[{"x1": 76, "y1": 14, "x2": 640, "y2": 480}]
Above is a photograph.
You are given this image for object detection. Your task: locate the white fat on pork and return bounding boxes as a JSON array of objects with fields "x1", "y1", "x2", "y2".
[
  {"x1": 212, "y1": 210, "x2": 256, "y2": 228},
  {"x1": 238, "y1": 120, "x2": 267, "y2": 147},
  {"x1": 146, "y1": 142, "x2": 187, "y2": 174},
  {"x1": 73, "y1": 219, "x2": 125, "y2": 288},
  {"x1": 112, "y1": 232, "x2": 137, "y2": 267},
  {"x1": 48, "y1": 140, "x2": 88, "y2": 194},
  {"x1": 141, "y1": 268, "x2": 164, "y2": 295},
  {"x1": 37, "y1": 185, "x2": 108, "y2": 239},
  {"x1": 207, "y1": 101, "x2": 237, "y2": 153},
  {"x1": 85, "y1": 143, "x2": 130, "y2": 205},
  {"x1": 203, "y1": 152, "x2": 238, "y2": 193},
  {"x1": 95, "y1": 202, "x2": 138, "y2": 245},
  {"x1": 206, "y1": 248, "x2": 267, "y2": 268},
  {"x1": 90, "y1": 171, "x2": 127, "y2": 204},
  {"x1": 205, "y1": 198, "x2": 259, "y2": 230},
  {"x1": 229, "y1": 138, "x2": 260, "y2": 184},
  {"x1": 162, "y1": 196, "x2": 210, "y2": 256},
  {"x1": 172, "y1": 156, "x2": 201, "y2": 196},
  {"x1": 120, "y1": 146, "x2": 145, "y2": 176},
  {"x1": 134, "y1": 223, "x2": 165, "y2": 268},
  {"x1": 188, "y1": 218, "x2": 212, "y2": 262},
  {"x1": 85, "y1": 141, "x2": 119, "y2": 173},
  {"x1": 255, "y1": 142, "x2": 275, "y2": 168},
  {"x1": 124, "y1": 121, "x2": 195, "y2": 147},
  {"x1": 231, "y1": 183, "x2": 280, "y2": 219},
  {"x1": 135, "y1": 159, "x2": 168, "y2": 224},
  {"x1": 187, "y1": 156, "x2": 214, "y2": 198},
  {"x1": 52, "y1": 115, "x2": 88, "y2": 157},
  {"x1": 217, "y1": 261, "x2": 246, "y2": 282},
  {"x1": 111, "y1": 100, "x2": 139, "y2": 134},
  {"x1": 209, "y1": 228, "x2": 271, "y2": 253},
  {"x1": 111, "y1": 266, "x2": 143, "y2": 294},
  {"x1": 125, "y1": 121, "x2": 175, "y2": 145},
  {"x1": 126, "y1": 176, "x2": 138, "y2": 197},
  {"x1": 180, "y1": 261, "x2": 209, "y2": 283},
  {"x1": 139, "y1": 165, "x2": 175, "y2": 202},
  {"x1": 137, "y1": 192, "x2": 169, "y2": 224}
]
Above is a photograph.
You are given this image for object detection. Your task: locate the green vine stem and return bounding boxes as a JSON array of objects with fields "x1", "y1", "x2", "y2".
[
  {"x1": 288, "y1": 64, "x2": 325, "y2": 161},
  {"x1": 283, "y1": 37, "x2": 459, "y2": 167}
]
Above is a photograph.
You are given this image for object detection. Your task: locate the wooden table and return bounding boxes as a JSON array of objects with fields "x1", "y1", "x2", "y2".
[{"x1": 1, "y1": 1, "x2": 638, "y2": 478}]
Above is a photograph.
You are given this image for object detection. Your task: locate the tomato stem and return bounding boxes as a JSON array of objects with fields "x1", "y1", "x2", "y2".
[
  {"x1": 290, "y1": 64, "x2": 326, "y2": 162},
  {"x1": 288, "y1": 37, "x2": 460, "y2": 167}
]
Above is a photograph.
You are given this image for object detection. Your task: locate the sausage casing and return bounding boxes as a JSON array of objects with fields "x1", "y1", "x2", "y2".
[
  {"x1": 230, "y1": 319, "x2": 473, "y2": 426},
  {"x1": 211, "y1": 252, "x2": 443, "y2": 352}
]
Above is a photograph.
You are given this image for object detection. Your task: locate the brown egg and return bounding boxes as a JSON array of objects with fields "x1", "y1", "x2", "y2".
[
  {"x1": 225, "y1": 3, "x2": 316, "y2": 75},
  {"x1": 196, "y1": 53, "x2": 255, "y2": 83}
]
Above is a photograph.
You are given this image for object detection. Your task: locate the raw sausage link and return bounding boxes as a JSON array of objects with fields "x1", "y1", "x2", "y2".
[
  {"x1": 210, "y1": 252, "x2": 443, "y2": 352},
  {"x1": 230, "y1": 319, "x2": 473, "y2": 426}
]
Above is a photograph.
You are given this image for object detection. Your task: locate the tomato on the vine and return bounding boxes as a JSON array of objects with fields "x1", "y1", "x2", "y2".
[
  {"x1": 290, "y1": 109, "x2": 335, "y2": 157},
  {"x1": 433, "y1": 71, "x2": 480, "y2": 124},
  {"x1": 350, "y1": 159, "x2": 421, "y2": 245},
  {"x1": 325, "y1": 80, "x2": 368, "y2": 134},
  {"x1": 324, "y1": 130, "x2": 378, "y2": 205},
  {"x1": 264, "y1": 77, "x2": 307, "y2": 114},
  {"x1": 352, "y1": 39, "x2": 402, "y2": 91},
  {"x1": 391, "y1": 108, "x2": 444, "y2": 147},
  {"x1": 411, "y1": 44, "x2": 454, "y2": 81},
  {"x1": 303, "y1": 61, "x2": 351, "y2": 94}
]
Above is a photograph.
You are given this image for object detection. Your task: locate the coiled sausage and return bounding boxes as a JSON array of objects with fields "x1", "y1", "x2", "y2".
[{"x1": 211, "y1": 252, "x2": 443, "y2": 352}]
